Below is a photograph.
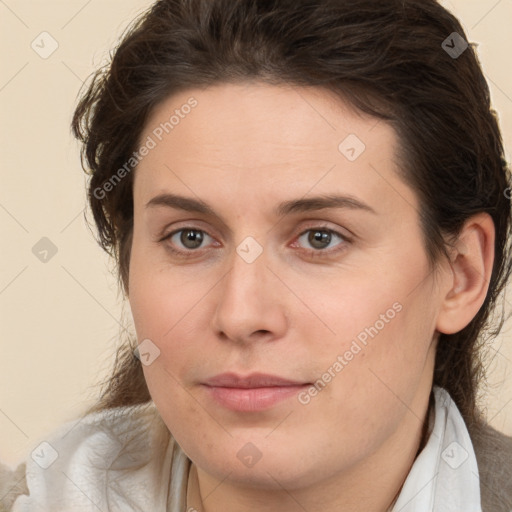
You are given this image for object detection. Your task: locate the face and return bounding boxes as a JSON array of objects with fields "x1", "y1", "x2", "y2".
[{"x1": 128, "y1": 82, "x2": 445, "y2": 491}]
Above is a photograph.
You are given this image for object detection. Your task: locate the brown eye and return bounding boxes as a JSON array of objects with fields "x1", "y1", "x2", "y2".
[
  {"x1": 297, "y1": 229, "x2": 345, "y2": 252},
  {"x1": 162, "y1": 228, "x2": 214, "y2": 253},
  {"x1": 308, "y1": 230, "x2": 333, "y2": 249},
  {"x1": 179, "y1": 229, "x2": 204, "y2": 249}
]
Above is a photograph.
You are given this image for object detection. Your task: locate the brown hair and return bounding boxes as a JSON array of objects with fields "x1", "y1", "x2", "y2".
[{"x1": 72, "y1": 0, "x2": 512, "y2": 432}]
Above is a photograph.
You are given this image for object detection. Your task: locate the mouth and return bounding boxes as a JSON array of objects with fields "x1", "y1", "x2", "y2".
[{"x1": 201, "y1": 372, "x2": 312, "y2": 412}]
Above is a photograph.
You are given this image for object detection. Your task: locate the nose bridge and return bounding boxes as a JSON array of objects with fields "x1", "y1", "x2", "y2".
[
  {"x1": 221, "y1": 241, "x2": 269, "y2": 311},
  {"x1": 212, "y1": 238, "x2": 287, "y2": 342}
]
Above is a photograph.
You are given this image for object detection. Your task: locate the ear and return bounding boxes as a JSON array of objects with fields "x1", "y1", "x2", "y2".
[{"x1": 436, "y1": 212, "x2": 495, "y2": 335}]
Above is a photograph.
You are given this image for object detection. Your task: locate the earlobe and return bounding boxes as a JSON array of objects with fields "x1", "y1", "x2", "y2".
[{"x1": 436, "y1": 213, "x2": 495, "y2": 335}]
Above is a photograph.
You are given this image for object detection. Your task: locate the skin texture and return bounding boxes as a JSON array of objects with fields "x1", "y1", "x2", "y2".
[{"x1": 127, "y1": 82, "x2": 494, "y2": 512}]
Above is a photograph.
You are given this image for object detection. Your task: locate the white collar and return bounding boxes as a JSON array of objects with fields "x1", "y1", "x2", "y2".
[{"x1": 391, "y1": 385, "x2": 482, "y2": 512}]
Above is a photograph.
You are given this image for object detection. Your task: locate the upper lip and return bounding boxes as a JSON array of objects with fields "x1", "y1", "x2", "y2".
[{"x1": 203, "y1": 372, "x2": 309, "y2": 388}]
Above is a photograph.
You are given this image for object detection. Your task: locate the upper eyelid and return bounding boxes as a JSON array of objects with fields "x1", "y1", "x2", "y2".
[
  {"x1": 154, "y1": 205, "x2": 359, "y2": 242},
  {"x1": 162, "y1": 223, "x2": 345, "y2": 238}
]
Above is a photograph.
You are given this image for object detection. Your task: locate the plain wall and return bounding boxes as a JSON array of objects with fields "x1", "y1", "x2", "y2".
[{"x1": 1, "y1": 0, "x2": 511, "y2": 468}]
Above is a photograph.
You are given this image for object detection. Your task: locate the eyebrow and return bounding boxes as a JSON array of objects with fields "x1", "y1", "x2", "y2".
[{"x1": 145, "y1": 193, "x2": 376, "y2": 218}]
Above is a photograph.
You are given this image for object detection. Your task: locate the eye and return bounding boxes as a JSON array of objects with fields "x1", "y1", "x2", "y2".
[
  {"x1": 159, "y1": 225, "x2": 350, "y2": 259},
  {"x1": 295, "y1": 227, "x2": 348, "y2": 255},
  {"x1": 161, "y1": 228, "x2": 215, "y2": 254}
]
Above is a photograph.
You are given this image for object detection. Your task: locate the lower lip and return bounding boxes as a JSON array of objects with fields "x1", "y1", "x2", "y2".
[{"x1": 202, "y1": 384, "x2": 310, "y2": 412}]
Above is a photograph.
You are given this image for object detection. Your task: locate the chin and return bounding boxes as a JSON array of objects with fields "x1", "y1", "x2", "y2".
[{"x1": 189, "y1": 438, "x2": 329, "y2": 491}]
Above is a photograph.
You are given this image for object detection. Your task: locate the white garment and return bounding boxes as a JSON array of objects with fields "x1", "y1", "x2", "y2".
[
  {"x1": 391, "y1": 386, "x2": 482, "y2": 512},
  {"x1": 10, "y1": 404, "x2": 176, "y2": 511},
  {"x1": 9, "y1": 385, "x2": 481, "y2": 511}
]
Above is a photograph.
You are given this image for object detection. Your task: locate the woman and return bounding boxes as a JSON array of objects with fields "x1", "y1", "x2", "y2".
[{"x1": 2, "y1": 0, "x2": 512, "y2": 510}]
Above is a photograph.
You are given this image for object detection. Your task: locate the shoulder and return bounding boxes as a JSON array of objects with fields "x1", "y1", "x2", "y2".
[
  {"x1": 0, "y1": 461, "x2": 28, "y2": 511},
  {"x1": 470, "y1": 419, "x2": 512, "y2": 512},
  {"x1": 4, "y1": 401, "x2": 176, "y2": 511}
]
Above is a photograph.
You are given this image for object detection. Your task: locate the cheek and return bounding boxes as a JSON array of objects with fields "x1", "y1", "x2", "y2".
[
  {"x1": 128, "y1": 237, "x2": 204, "y2": 340},
  {"x1": 301, "y1": 256, "x2": 437, "y2": 404},
  {"x1": 128, "y1": 246, "x2": 216, "y2": 406}
]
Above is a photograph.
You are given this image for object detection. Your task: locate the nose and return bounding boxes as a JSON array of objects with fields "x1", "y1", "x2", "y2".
[{"x1": 211, "y1": 244, "x2": 288, "y2": 345}]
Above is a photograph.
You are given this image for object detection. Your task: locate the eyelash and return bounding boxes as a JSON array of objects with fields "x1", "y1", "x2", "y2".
[{"x1": 158, "y1": 225, "x2": 351, "y2": 259}]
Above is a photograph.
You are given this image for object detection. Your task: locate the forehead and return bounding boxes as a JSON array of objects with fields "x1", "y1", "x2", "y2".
[
  {"x1": 133, "y1": 82, "x2": 417, "y2": 219},
  {"x1": 140, "y1": 82, "x2": 395, "y2": 163}
]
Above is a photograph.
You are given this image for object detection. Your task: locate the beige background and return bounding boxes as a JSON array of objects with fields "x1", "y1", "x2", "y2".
[{"x1": 1, "y1": 0, "x2": 511, "y2": 469}]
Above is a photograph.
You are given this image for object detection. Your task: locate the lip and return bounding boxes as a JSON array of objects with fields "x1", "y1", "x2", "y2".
[
  {"x1": 203, "y1": 372, "x2": 307, "y2": 388},
  {"x1": 201, "y1": 372, "x2": 311, "y2": 412}
]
